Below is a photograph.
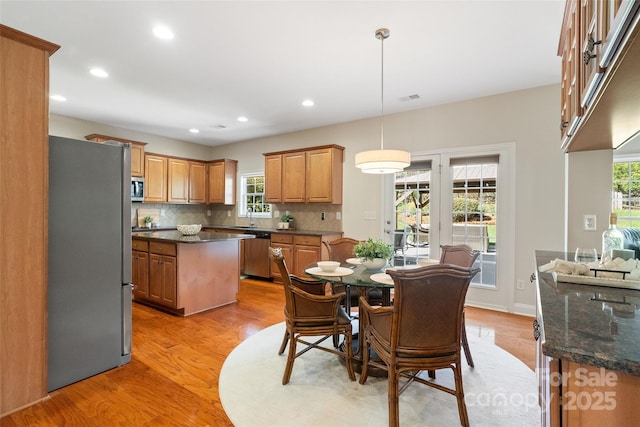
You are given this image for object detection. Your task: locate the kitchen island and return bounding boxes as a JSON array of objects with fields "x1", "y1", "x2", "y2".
[
  {"x1": 535, "y1": 250, "x2": 640, "y2": 426},
  {"x1": 132, "y1": 231, "x2": 254, "y2": 316}
]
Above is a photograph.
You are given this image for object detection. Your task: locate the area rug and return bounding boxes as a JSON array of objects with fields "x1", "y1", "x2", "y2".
[{"x1": 219, "y1": 322, "x2": 540, "y2": 426}]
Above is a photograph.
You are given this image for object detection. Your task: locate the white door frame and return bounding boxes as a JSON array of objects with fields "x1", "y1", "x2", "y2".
[{"x1": 384, "y1": 142, "x2": 516, "y2": 312}]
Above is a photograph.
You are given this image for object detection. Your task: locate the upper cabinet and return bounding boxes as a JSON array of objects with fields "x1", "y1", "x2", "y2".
[
  {"x1": 189, "y1": 161, "x2": 207, "y2": 204},
  {"x1": 144, "y1": 154, "x2": 167, "y2": 203},
  {"x1": 559, "y1": 0, "x2": 640, "y2": 152},
  {"x1": 207, "y1": 159, "x2": 237, "y2": 205},
  {"x1": 264, "y1": 145, "x2": 344, "y2": 204},
  {"x1": 144, "y1": 153, "x2": 236, "y2": 205},
  {"x1": 85, "y1": 134, "x2": 146, "y2": 177},
  {"x1": 167, "y1": 158, "x2": 189, "y2": 203}
]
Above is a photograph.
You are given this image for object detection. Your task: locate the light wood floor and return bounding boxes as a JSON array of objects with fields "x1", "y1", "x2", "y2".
[{"x1": 1, "y1": 278, "x2": 536, "y2": 426}]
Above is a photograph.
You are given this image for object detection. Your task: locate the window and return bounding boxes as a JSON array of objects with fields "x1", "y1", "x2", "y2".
[
  {"x1": 240, "y1": 173, "x2": 271, "y2": 218},
  {"x1": 612, "y1": 160, "x2": 640, "y2": 227}
]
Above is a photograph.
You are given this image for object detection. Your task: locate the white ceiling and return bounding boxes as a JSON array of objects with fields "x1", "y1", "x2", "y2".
[{"x1": 1, "y1": 0, "x2": 565, "y2": 147}]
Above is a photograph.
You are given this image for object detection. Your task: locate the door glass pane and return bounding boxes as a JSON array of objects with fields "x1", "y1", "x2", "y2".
[
  {"x1": 393, "y1": 165, "x2": 431, "y2": 266},
  {"x1": 450, "y1": 160, "x2": 497, "y2": 287}
]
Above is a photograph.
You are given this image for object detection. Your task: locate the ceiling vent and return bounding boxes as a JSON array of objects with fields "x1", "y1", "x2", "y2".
[
  {"x1": 400, "y1": 94, "x2": 420, "y2": 102},
  {"x1": 209, "y1": 124, "x2": 227, "y2": 129}
]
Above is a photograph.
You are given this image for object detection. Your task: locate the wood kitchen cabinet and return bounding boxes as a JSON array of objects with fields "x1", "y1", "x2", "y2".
[
  {"x1": 292, "y1": 235, "x2": 322, "y2": 277},
  {"x1": 282, "y1": 152, "x2": 306, "y2": 203},
  {"x1": 305, "y1": 147, "x2": 343, "y2": 203},
  {"x1": 132, "y1": 239, "x2": 149, "y2": 299},
  {"x1": 1, "y1": 24, "x2": 59, "y2": 416},
  {"x1": 148, "y1": 242, "x2": 177, "y2": 308},
  {"x1": 167, "y1": 158, "x2": 189, "y2": 203},
  {"x1": 270, "y1": 234, "x2": 294, "y2": 282},
  {"x1": 264, "y1": 154, "x2": 283, "y2": 203},
  {"x1": 207, "y1": 159, "x2": 237, "y2": 205},
  {"x1": 558, "y1": 0, "x2": 640, "y2": 151},
  {"x1": 84, "y1": 134, "x2": 146, "y2": 177},
  {"x1": 189, "y1": 161, "x2": 207, "y2": 204},
  {"x1": 559, "y1": 0, "x2": 582, "y2": 144},
  {"x1": 145, "y1": 154, "x2": 168, "y2": 203},
  {"x1": 264, "y1": 145, "x2": 344, "y2": 204},
  {"x1": 270, "y1": 232, "x2": 342, "y2": 282}
]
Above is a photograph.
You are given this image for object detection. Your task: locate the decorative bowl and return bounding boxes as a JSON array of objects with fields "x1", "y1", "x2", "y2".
[
  {"x1": 361, "y1": 258, "x2": 387, "y2": 270},
  {"x1": 317, "y1": 261, "x2": 340, "y2": 272},
  {"x1": 176, "y1": 224, "x2": 202, "y2": 235}
]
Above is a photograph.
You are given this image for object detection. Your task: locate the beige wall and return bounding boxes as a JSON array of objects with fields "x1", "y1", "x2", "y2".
[
  {"x1": 566, "y1": 150, "x2": 613, "y2": 253},
  {"x1": 49, "y1": 115, "x2": 212, "y2": 160},
  {"x1": 50, "y1": 83, "x2": 590, "y2": 314},
  {"x1": 211, "y1": 84, "x2": 566, "y2": 314}
]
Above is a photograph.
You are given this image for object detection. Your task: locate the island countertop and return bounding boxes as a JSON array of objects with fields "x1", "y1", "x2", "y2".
[
  {"x1": 132, "y1": 230, "x2": 255, "y2": 243},
  {"x1": 535, "y1": 250, "x2": 640, "y2": 376}
]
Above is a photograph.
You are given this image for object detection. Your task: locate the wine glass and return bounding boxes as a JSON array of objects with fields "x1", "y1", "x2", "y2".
[{"x1": 575, "y1": 248, "x2": 598, "y2": 263}]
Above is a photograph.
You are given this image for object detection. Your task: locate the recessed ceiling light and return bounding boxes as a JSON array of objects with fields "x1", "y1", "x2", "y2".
[
  {"x1": 50, "y1": 94, "x2": 67, "y2": 102},
  {"x1": 302, "y1": 99, "x2": 314, "y2": 107},
  {"x1": 237, "y1": 116, "x2": 248, "y2": 122},
  {"x1": 189, "y1": 128, "x2": 199, "y2": 134},
  {"x1": 90, "y1": 68, "x2": 108, "y2": 78},
  {"x1": 153, "y1": 25, "x2": 174, "y2": 40}
]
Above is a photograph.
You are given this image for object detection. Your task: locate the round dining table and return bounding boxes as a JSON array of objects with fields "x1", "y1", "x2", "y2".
[{"x1": 304, "y1": 260, "x2": 394, "y2": 318}]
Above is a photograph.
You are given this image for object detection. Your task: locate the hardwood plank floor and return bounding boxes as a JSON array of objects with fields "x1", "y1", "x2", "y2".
[{"x1": 1, "y1": 278, "x2": 535, "y2": 426}]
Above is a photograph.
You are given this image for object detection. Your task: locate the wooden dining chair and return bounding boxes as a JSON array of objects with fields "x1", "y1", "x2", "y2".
[
  {"x1": 269, "y1": 247, "x2": 356, "y2": 385},
  {"x1": 440, "y1": 244, "x2": 480, "y2": 368},
  {"x1": 359, "y1": 264, "x2": 480, "y2": 427}
]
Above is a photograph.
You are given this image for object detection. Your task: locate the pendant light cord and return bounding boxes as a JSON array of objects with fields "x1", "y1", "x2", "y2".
[{"x1": 380, "y1": 30, "x2": 385, "y2": 150}]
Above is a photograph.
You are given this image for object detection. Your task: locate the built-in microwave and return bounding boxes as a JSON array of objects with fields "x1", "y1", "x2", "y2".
[{"x1": 131, "y1": 177, "x2": 144, "y2": 202}]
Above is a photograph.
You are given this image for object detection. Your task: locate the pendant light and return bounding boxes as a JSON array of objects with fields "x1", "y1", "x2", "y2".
[{"x1": 355, "y1": 28, "x2": 410, "y2": 174}]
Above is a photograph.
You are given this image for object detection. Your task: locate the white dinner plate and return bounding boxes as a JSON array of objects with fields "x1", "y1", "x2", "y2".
[
  {"x1": 370, "y1": 273, "x2": 394, "y2": 285},
  {"x1": 305, "y1": 267, "x2": 355, "y2": 277},
  {"x1": 346, "y1": 258, "x2": 362, "y2": 265}
]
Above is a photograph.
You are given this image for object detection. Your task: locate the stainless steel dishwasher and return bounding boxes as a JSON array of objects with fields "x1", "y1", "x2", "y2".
[{"x1": 242, "y1": 230, "x2": 271, "y2": 278}]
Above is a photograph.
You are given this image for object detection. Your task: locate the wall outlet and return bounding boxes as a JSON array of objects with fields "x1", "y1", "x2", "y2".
[
  {"x1": 583, "y1": 214, "x2": 597, "y2": 231},
  {"x1": 516, "y1": 279, "x2": 525, "y2": 290},
  {"x1": 160, "y1": 209, "x2": 166, "y2": 217},
  {"x1": 227, "y1": 211, "x2": 231, "y2": 217},
  {"x1": 207, "y1": 210, "x2": 212, "y2": 217},
  {"x1": 336, "y1": 212, "x2": 341, "y2": 220},
  {"x1": 321, "y1": 212, "x2": 325, "y2": 220}
]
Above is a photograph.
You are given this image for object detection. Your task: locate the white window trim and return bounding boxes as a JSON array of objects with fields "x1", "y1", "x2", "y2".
[{"x1": 239, "y1": 172, "x2": 272, "y2": 218}]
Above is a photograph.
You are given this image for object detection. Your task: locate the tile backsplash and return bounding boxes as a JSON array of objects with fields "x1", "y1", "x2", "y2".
[{"x1": 131, "y1": 203, "x2": 342, "y2": 232}]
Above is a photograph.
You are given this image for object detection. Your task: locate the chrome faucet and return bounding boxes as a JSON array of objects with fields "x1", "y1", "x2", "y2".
[{"x1": 248, "y1": 207, "x2": 255, "y2": 227}]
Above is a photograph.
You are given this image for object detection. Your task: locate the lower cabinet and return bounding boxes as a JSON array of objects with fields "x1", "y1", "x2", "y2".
[
  {"x1": 133, "y1": 239, "x2": 177, "y2": 308},
  {"x1": 270, "y1": 233, "x2": 341, "y2": 282},
  {"x1": 149, "y1": 253, "x2": 177, "y2": 307},
  {"x1": 132, "y1": 250, "x2": 149, "y2": 299}
]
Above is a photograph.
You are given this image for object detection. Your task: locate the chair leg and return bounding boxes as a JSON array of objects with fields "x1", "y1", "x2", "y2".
[
  {"x1": 282, "y1": 333, "x2": 297, "y2": 385},
  {"x1": 278, "y1": 329, "x2": 289, "y2": 355},
  {"x1": 359, "y1": 335, "x2": 370, "y2": 384},
  {"x1": 388, "y1": 366, "x2": 400, "y2": 427},
  {"x1": 344, "y1": 330, "x2": 356, "y2": 381},
  {"x1": 453, "y1": 362, "x2": 470, "y2": 427},
  {"x1": 461, "y1": 311, "x2": 474, "y2": 368}
]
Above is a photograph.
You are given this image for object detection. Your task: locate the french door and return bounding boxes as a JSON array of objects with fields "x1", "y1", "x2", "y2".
[{"x1": 384, "y1": 144, "x2": 515, "y2": 312}]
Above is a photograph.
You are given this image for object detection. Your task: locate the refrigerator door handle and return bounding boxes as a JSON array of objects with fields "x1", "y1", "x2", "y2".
[{"x1": 121, "y1": 283, "x2": 133, "y2": 362}]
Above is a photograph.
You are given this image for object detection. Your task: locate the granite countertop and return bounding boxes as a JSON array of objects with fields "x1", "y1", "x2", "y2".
[
  {"x1": 132, "y1": 230, "x2": 255, "y2": 244},
  {"x1": 201, "y1": 225, "x2": 342, "y2": 236},
  {"x1": 132, "y1": 225, "x2": 341, "y2": 236},
  {"x1": 535, "y1": 250, "x2": 640, "y2": 376}
]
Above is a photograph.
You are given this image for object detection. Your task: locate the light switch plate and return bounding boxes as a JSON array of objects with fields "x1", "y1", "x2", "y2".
[{"x1": 584, "y1": 214, "x2": 597, "y2": 231}]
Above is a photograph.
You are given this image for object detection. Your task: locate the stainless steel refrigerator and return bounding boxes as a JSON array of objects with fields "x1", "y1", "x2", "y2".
[{"x1": 48, "y1": 135, "x2": 132, "y2": 391}]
